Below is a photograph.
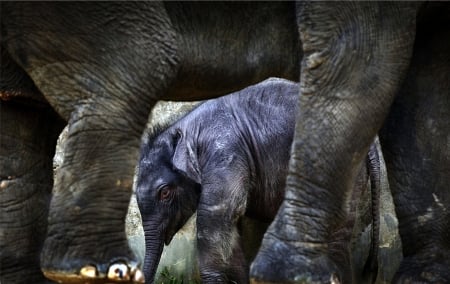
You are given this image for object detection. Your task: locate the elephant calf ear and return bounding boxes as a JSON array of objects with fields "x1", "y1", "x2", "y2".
[{"x1": 172, "y1": 134, "x2": 201, "y2": 184}]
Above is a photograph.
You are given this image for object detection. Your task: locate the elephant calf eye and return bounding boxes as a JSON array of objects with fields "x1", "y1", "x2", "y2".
[{"x1": 159, "y1": 186, "x2": 172, "y2": 201}]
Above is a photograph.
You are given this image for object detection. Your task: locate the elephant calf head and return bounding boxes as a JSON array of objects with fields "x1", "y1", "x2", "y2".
[{"x1": 136, "y1": 126, "x2": 201, "y2": 283}]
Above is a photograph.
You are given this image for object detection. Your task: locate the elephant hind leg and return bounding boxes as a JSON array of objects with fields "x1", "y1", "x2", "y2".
[
  {"x1": 0, "y1": 99, "x2": 64, "y2": 283},
  {"x1": 380, "y1": 4, "x2": 450, "y2": 283}
]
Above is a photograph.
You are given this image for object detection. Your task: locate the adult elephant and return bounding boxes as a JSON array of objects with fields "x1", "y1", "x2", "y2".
[
  {"x1": 0, "y1": 1, "x2": 448, "y2": 284},
  {"x1": 1, "y1": 2, "x2": 300, "y2": 283}
]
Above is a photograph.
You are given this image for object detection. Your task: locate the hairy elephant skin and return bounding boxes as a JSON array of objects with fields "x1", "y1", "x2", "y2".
[
  {"x1": 1, "y1": 1, "x2": 449, "y2": 284},
  {"x1": 136, "y1": 78, "x2": 381, "y2": 284}
]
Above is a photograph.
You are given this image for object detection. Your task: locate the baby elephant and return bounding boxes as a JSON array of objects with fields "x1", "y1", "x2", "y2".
[{"x1": 136, "y1": 78, "x2": 380, "y2": 283}]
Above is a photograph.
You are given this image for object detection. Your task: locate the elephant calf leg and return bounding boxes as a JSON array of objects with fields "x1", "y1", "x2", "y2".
[
  {"x1": 199, "y1": 170, "x2": 253, "y2": 283},
  {"x1": 0, "y1": 100, "x2": 64, "y2": 283},
  {"x1": 197, "y1": 224, "x2": 248, "y2": 283}
]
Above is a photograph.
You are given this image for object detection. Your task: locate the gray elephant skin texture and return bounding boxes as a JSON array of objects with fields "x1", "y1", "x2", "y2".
[
  {"x1": 136, "y1": 78, "x2": 381, "y2": 284},
  {"x1": 1, "y1": 2, "x2": 449, "y2": 284}
]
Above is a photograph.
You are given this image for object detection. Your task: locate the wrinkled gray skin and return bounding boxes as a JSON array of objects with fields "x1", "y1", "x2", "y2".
[
  {"x1": 136, "y1": 78, "x2": 381, "y2": 284},
  {"x1": 1, "y1": 2, "x2": 299, "y2": 283},
  {"x1": 251, "y1": 2, "x2": 450, "y2": 284},
  {"x1": 1, "y1": 2, "x2": 449, "y2": 284}
]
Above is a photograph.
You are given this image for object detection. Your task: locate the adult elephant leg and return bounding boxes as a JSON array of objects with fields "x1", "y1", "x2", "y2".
[
  {"x1": 380, "y1": 4, "x2": 450, "y2": 283},
  {"x1": 3, "y1": 3, "x2": 179, "y2": 282},
  {"x1": 0, "y1": 99, "x2": 64, "y2": 283},
  {"x1": 41, "y1": 102, "x2": 155, "y2": 283},
  {"x1": 38, "y1": 87, "x2": 167, "y2": 282},
  {"x1": 251, "y1": 2, "x2": 418, "y2": 283}
]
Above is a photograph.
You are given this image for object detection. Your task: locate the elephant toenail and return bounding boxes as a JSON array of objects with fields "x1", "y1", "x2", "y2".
[
  {"x1": 132, "y1": 268, "x2": 145, "y2": 283},
  {"x1": 107, "y1": 263, "x2": 130, "y2": 281},
  {"x1": 80, "y1": 265, "x2": 98, "y2": 278},
  {"x1": 330, "y1": 273, "x2": 341, "y2": 284}
]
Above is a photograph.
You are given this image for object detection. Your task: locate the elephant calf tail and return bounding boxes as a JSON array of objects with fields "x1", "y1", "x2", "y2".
[{"x1": 362, "y1": 139, "x2": 381, "y2": 284}]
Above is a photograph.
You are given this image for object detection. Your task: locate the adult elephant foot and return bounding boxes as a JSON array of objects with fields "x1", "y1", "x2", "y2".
[
  {"x1": 39, "y1": 119, "x2": 147, "y2": 284},
  {"x1": 43, "y1": 262, "x2": 144, "y2": 283},
  {"x1": 35, "y1": 85, "x2": 157, "y2": 284},
  {"x1": 40, "y1": 162, "x2": 146, "y2": 283},
  {"x1": 250, "y1": 198, "x2": 351, "y2": 284},
  {"x1": 393, "y1": 251, "x2": 450, "y2": 284},
  {"x1": 250, "y1": 233, "x2": 343, "y2": 284}
]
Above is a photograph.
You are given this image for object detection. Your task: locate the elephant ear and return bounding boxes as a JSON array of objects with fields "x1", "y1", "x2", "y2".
[{"x1": 172, "y1": 130, "x2": 201, "y2": 184}]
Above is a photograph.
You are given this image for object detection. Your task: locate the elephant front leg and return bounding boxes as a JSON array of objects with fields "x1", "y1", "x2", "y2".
[
  {"x1": 196, "y1": 171, "x2": 249, "y2": 284},
  {"x1": 40, "y1": 101, "x2": 155, "y2": 283},
  {"x1": 3, "y1": 2, "x2": 180, "y2": 282},
  {"x1": 197, "y1": 212, "x2": 248, "y2": 284},
  {"x1": 0, "y1": 99, "x2": 64, "y2": 283},
  {"x1": 250, "y1": 2, "x2": 418, "y2": 283}
]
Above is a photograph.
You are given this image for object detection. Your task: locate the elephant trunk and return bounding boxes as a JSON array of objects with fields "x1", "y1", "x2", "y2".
[{"x1": 143, "y1": 225, "x2": 165, "y2": 284}]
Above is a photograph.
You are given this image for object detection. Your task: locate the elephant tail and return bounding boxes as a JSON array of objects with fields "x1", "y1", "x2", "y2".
[{"x1": 362, "y1": 139, "x2": 381, "y2": 284}]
